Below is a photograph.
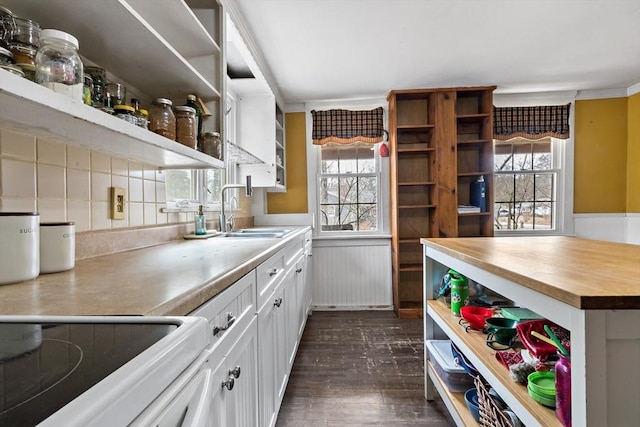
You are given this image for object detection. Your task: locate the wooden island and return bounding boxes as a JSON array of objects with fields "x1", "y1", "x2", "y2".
[{"x1": 422, "y1": 236, "x2": 640, "y2": 427}]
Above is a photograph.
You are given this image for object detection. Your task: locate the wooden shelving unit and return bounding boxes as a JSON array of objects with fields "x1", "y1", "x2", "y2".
[
  {"x1": 388, "y1": 86, "x2": 495, "y2": 317},
  {"x1": 426, "y1": 361, "x2": 479, "y2": 426}
]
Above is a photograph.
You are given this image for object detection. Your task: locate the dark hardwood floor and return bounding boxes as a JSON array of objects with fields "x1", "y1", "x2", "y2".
[{"x1": 276, "y1": 311, "x2": 455, "y2": 427}]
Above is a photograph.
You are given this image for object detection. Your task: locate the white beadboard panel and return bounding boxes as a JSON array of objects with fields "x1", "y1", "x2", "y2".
[
  {"x1": 311, "y1": 238, "x2": 392, "y2": 310},
  {"x1": 574, "y1": 213, "x2": 638, "y2": 244}
]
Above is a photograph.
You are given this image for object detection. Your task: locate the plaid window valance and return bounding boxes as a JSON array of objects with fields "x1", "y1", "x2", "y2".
[
  {"x1": 493, "y1": 103, "x2": 571, "y2": 140},
  {"x1": 312, "y1": 107, "x2": 384, "y2": 145}
]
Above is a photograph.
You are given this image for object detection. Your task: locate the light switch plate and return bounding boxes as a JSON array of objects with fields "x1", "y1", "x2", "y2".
[{"x1": 110, "y1": 187, "x2": 126, "y2": 220}]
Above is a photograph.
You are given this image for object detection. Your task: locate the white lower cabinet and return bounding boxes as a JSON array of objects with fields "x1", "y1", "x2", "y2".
[{"x1": 192, "y1": 229, "x2": 312, "y2": 427}]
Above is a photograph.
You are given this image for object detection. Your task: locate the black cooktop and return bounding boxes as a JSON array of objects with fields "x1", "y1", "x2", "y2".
[{"x1": 0, "y1": 321, "x2": 177, "y2": 426}]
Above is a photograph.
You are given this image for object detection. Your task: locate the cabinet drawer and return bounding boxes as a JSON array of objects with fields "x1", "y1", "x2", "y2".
[
  {"x1": 190, "y1": 270, "x2": 256, "y2": 350},
  {"x1": 256, "y1": 249, "x2": 286, "y2": 311}
]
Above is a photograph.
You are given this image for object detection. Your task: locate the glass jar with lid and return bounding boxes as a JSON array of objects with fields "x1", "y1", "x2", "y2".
[
  {"x1": 149, "y1": 98, "x2": 176, "y2": 140},
  {"x1": 11, "y1": 17, "x2": 40, "y2": 47},
  {"x1": 174, "y1": 106, "x2": 197, "y2": 149},
  {"x1": 201, "y1": 131, "x2": 222, "y2": 160},
  {"x1": 35, "y1": 29, "x2": 83, "y2": 101},
  {"x1": 113, "y1": 105, "x2": 137, "y2": 126}
]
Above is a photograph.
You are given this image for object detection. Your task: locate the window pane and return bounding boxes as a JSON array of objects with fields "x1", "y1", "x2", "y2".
[
  {"x1": 534, "y1": 173, "x2": 554, "y2": 201},
  {"x1": 165, "y1": 170, "x2": 196, "y2": 201},
  {"x1": 358, "y1": 177, "x2": 377, "y2": 203},
  {"x1": 206, "y1": 169, "x2": 224, "y2": 203},
  {"x1": 515, "y1": 174, "x2": 534, "y2": 202},
  {"x1": 319, "y1": 177, "x2": 338, "y2": 204},
  {"x1": 357, "y1": 146, "x2": 375, "y2": 172},
  {"x1": 513, "y1": 142, "x2": 533, "y2": 170},
  {"x1": 494, "y1": 174, "x2": 514, "y2": 203},
  {"x1": 321, "y1": 147, "x2": 340, "y2": 173},
  {"x1": 340, "y1": 177, "x2": 358, "y2": 203},
  {"x1": 358, "y1": 204, "x2": 377, "y2": 231}
]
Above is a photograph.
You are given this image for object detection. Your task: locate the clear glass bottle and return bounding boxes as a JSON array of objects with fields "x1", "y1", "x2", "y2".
[
  {"x1": 35, "y1": 29, "x2": 83, "y2": 101},
  {"x1": 149, "y1": 98, "x2": 176, "y2": 140},
  {"x1": 130, "y1": 98, "x2": 148, "y2": 129},
  {"x1": 194, "y1": 205, "x2": 206, "y2": 235},
  {"x1": 174, "y1": 106, "x2": 197, "y2": 149},
  {"x1": 201, "y1": 131, "x2": 222, "y2": 160}
]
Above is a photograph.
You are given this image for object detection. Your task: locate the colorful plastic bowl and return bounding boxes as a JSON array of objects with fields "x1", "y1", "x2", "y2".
[
  {"x1": 461, "y1": 306, "x2": 494, "y2": 330},
  {"x1": 464, "y1": 388, "x2": 481, "y2": 422}
]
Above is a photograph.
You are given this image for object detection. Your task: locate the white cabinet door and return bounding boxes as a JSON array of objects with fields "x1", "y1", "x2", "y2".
[
  {"x1": 295, "y1": 255, "x2": 307, "y2": 340},
  {"x1": 225, "y1": 317, "x2": 259, "y2": 427},
  {"x1": 257, "y1": 287, "x2": 279, "y2": 427},
  {"x1": 273, "y1": 282, "x2": 289, "y2": 414},
  {"x1": 284, "y1": 263, "x2": 299, "y2": 371},
  {"x1": 208, "y1": 355, "x2": 229, "y2": 427}
]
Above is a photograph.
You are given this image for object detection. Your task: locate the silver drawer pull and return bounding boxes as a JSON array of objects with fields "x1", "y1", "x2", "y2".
[
  {"x1": 222, "y1": 377, "x2": 235, "y2": 391},
  {"x1": 213, "y1": 312, "x2": 236, "y2": 336},
  {"x1": 274, "y1": 297, "x2": 283, "y2": 307},
  {"x1": 229, "y1": 365, "x2": 241, "y2": 379},
  {"x1": 269, "y1": 268, "x2": 279, "y2": 276},
  {"x1": 296, "y1": 267, "x2": 303, "y2": 273}
]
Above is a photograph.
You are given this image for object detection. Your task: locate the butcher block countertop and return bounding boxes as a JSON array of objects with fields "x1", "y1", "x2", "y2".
[
  {"x1": 0, "y1": 228, "x2": 309, "y2": 316},
  {"x1": 421, "y1": 236, "x2": 640, "y2": 310}
]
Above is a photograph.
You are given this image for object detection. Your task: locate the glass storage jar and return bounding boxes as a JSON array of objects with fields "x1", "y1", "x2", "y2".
[
  {"x1": 149, "y1": 98, "x2": 176, "y2": 140},
  {"x1": 11, "y1": 17, "x2": 40, "y2": 47},
  {"x1": 174, "y1": 106, "x2": 197, "y2": 149},
  {"x1": 84, "y1": 66, "x2": 106, "y2": 107},
  {"x1": 8, "y1": 42, "x2": 36, "y2": 66},
  {"x1": 0, "y1": 46, "x2": 12, "y2": 65},
  {"x1": 82, "y1": 73, "x2": 93, "y2": 105},
  {"x1": 113, "y1": 105, "x2": 137, "y2": 126},
  {"x1": 105, "y1": 82, "x2": 126, "y2": 107},
  {"x1": 35, "y1": 29, "x2": 83, "y2": 101},
  {"x1": 201, "y1": 131, "x2": 222, "y2": 160},
  {"x1": 0, "y1": 6, "x2": 14, "y2": 49}
]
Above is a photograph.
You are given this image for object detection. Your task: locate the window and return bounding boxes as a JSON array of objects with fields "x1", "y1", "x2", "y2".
[
  {"x1": 318, "y1": 145, "x2": 379, "y2": 232},
  {"x1": 494, "y1": 137, "x2": 560, "y2": 231},
  {"x1": 165, "y1": 169, "x2": 224, "y2": 209}
]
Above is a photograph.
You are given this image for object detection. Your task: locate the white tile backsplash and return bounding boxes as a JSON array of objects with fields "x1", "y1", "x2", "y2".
[
  {"x1": 91, "y1": 201, "x2": 111, "y2": 230},
  {"x1": 0, "y1": 129, "x2": 36, "y2": 160},
  {"x1": 37, "y1": 138, "x2": 66, "y2": 166},
  {"x1": 1, "y1": 158, "x2": 36, "y2": 197},
  {"x1": 67, "y1": 146, "x2": 91, "y2": 170},
  {"x1": 0, "y1": 126, "x2": 188, "y2": 233},
  {"x1": 129, "y1": 177, "x2": 143, "y2": 202},
  {"x1": 91, "y1": 172, "x2": 111, "y2": 202},
  {"x1": 66, "y1": 168, "x2": 91, "y2": 200},
  {"x1": 91, "y1": 151, "x2": 111, "y2": 173},
  {"x1": 38, "y1": 199, "x2": 67, "y2": 222},
  {"x1": 37, "y1": 164, "x2": 66, "y2": 199}
]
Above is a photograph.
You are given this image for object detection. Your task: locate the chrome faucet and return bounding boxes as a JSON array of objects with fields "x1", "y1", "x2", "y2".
[{"x1": 220, "y1": 175, "x2": 252, "y2": 232}]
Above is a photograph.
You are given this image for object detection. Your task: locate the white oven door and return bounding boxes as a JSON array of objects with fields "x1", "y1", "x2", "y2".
[{"x1": 130, "y1": 353, "x2": 212, "y2": 427}]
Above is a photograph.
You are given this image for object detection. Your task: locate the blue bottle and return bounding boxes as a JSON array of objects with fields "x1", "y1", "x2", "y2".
[
  {"x1": 194, "y1": 205, "x2": 206, "y2": 235},
  {"x1": 470, "y1": 176, "x2": 487, "y2": 212}
]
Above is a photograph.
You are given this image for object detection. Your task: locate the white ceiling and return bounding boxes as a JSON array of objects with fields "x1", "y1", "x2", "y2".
[{"x1": 230, "y1": 0, "x2": 640, "y2": 104}]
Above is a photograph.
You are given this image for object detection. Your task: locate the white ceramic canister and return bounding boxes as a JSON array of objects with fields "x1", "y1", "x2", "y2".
[
  {"x1": 0, "y1": 212, "x2": 40, "y2": 285},
  {"x1": 39, "y1": 222, "x2": 75, "y2": 273}
]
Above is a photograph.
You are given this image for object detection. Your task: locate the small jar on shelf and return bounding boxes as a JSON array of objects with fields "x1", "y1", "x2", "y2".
[
  {"x1": 149, "y1": 98, "x2": 176, "y2": 140},
  {"x1": 174, "y1": 105, "x2": 197, "y2": 149},
  {"x1": 35, "y1": 29, "x2": 83, "y2": 101}
]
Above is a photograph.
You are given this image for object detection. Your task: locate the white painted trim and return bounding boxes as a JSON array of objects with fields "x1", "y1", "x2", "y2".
[
  {"x1": 627, "y1": 83, "x2": 640, "y2": 96},
  {"x1": 493, "y1": 90, "x2": 577, "y2": 106},
  {"x1": 573, "y1": 213, "x2": 640, "y2": 244},
  {"x1": 575, "y1": 88, "x2": 631, "y2": 100},
  {"x1": 284, "y1": 104, "x2": 305, "y2": 113}
]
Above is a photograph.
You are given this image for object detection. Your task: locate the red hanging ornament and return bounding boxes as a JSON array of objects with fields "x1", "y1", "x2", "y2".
[{"x1": 379, "y1": 142, "x2": 389, "y2": 157}]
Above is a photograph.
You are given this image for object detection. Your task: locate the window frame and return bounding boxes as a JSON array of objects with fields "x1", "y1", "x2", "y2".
[
  {"x1": 317, "y1": 144, "x2": 381, "y2": 233},
  {"x1": 492, "y1": 93, "x2": 575, "y2": 236},
  {"x1": 305, "y1": 100, "x2": 390, "y2": 238}
]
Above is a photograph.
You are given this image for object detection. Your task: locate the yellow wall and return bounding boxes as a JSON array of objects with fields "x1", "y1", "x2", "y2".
[
  {"x1": 627, "y1": 93, "x2": 640, "y2": 212},
  {"x1": 267, "y1": 112, "x2": 308, "y2": 213},
  {"x1": 574, "y1": 98, "x2": 628, "y2": 213}
]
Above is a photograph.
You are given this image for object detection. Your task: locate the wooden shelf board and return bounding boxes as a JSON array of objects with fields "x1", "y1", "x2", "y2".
[
  {"x1": 399, "y1": 204, "x2": 436, "y2": 209},
  {"x1": 458, "y1": 139, "x2": 492, "y2": 145},
  {"x1": 427, "y1": 300, "x2": 561, "y2": 427},
  {"x1": 399, "y1": 264, "x2": 423, "y2": 272},
  {"x1": 398, "y1": 147, "x2": 436, "y2": 153},
  {"x1": 398, "y1": 238, "x2": 422, "y2": 244},
  {"x1": 457, "y1": 114, "x2": 490, "y2": 123},
  {"x1": 397, "y1": 306, "x2": 423, "y2": 318},
  {"x1": 457, "y1": 171, "x2": 493, "y2": 177},
  {"x1": 398, "y1": 181, "x2": 436, "y2": 186},
  {"x1": 427, "y1": 361, "x2": 479, "y2": 427},
  {"x1": 458, "y1": 212, "x2": 493, "y2": 217},
  {"x1": 397, "y1": 124, "x2": 435, "y2": 132}
]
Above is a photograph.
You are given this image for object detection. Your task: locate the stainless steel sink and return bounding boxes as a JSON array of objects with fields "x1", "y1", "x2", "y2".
[{"x1": 223, "y1": 228, "x2": 294, "y2": 238}]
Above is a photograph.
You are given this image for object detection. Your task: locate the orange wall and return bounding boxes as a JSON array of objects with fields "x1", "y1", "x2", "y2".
[
  {"x1": 574, "y1": 98, "x2": 628, "y2": 213},
  {"x1": 627, "y1": 93, "x2": 640, "y2": 212},
  {"x1": 267, "y1": 112, "x2": 308, "y2": 213}
]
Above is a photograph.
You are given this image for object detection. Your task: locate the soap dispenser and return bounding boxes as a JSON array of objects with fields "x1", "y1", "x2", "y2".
[{"x1": 194, "y1": 205, "x2": 206, "y2": 235}]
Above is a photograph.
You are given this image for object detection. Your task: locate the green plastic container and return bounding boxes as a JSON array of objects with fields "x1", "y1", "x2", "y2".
[{"x1": 449, "y1": 270, "x2": 468, "y2": 317}]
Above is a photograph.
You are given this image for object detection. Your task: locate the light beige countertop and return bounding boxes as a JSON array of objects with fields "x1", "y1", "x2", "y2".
[
  {"x1": 0, "y1": 227, "x2": 309, "y2": 316},
  {"x1": 421, "y1": 236, "x2": 640, "y2": 309}
]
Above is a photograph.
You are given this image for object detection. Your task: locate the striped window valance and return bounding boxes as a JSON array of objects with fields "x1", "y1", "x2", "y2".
[
  {"x1": 312, "y1": 107, "x2": 384, "y2": 145},
  {"x1": 493, "y1": 103, "x2": 571, "y2": 140}
]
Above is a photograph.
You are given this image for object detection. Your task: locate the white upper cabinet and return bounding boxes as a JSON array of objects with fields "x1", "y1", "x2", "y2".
[
  {"x1": 0, "y1": 0, "x2": 225, "y2": 169},
  {"x1": 224, "y1": 12, "x2": 286, "y2": 190}
]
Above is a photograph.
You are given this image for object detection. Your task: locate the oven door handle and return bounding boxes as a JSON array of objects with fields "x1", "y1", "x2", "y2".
[{"x1": 180, "y1": 368, "x2": 213, "y2": 427}]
